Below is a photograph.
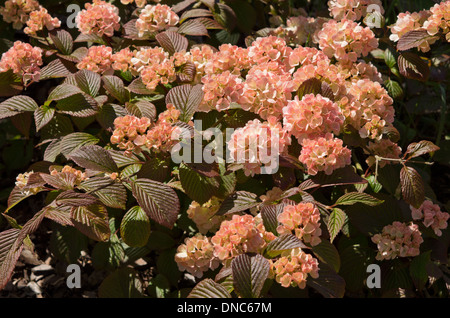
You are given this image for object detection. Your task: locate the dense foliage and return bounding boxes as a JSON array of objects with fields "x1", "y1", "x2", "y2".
[{"x1": 0, "y1": 0, "x2": 449, "y2": 298}]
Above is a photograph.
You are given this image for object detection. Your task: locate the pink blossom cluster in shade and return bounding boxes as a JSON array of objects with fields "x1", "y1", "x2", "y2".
[
  {"x1": 50, "y1": 165, "x2": 88, "y2": 185},
  {"x1": 15, "y1": 171, "x2": 42, "y2": 196},
  {"x1": 364, "y1": 139, "x2": 402, "y2": 168},
  {"x1": 270, "y1": 16, "x2": 327, "y2": 47},
  {"x1": 227, "y1": 117, "x2": 291, "y2": 177},
  {"x1": 371, "y1": 221, "x2": 423, "y2": 261},
  {"x1": 211, "y1": 214, "x2": 276, "y2": 262},
  {"x1": 0, "y1": 0, "x2": 40, "y2": 30},
  {"x1": 174, "y1": 234, "x2": 220, "y2": 278},
  {"x1": 76, "y1": 45, "x2": 113, "y2": 74},
  {"x1": 411, "y1": 200, "x2": 450, "y2": 237},
  {"x1": 0, "y1": 41, "x2": 43, "y2": 83},
  {"x1": 424, "y1": 1, "x2": 450, "y2": 42},
  {"x1": 327, "y1": 0, "x2": 384, "y2": 21},
  {"x1": 277, "y1": 202, "x2": 322, "y2": 246},
  {"x1": 187, "y1": 197, "x2": 224, "y2": 235},
  {"x1": 318, "y1": 19, "x2": 379, "y2": 66},
  {"x1": 24, "y1": 6, "x2": 61, "y2": 36},
  {"x1": 76, "y1": 0, "x2": 121, "y2": 38},
  {"x1": 299, "y1": 133, "x2": 352, "y2": 176},
  {"x1": 135, "y1": 4, "x2": 179, "y2": 38},
  {"x1": 270, "y1": 248, "x2": 319, "y2": 289},
  {"x1": 282, "y1": 94, "x2": 344, "y2": 143}
]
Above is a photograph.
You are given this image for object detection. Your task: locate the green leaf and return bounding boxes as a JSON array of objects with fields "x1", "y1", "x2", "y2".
[
  {"x1": 66, "y1": 69, "x2": 101, "y2": 97},
  {"x1": 312, "y1": 240, "x2": 341, "y2": 273},
  {"x1": 335, "y1": 192, "x2": 384, "y2": 207},
  {"x1": 49, "y1": 224, "x2": 89, "y2": 264},
  {"x1": 385, "y1": 79, "x2": 403, "y2": 100},
  {"x1": 120, "y1": 206, "x2": 151, "y2": 247},
  {"x1": 265, "y1": 234, "x2": 307, "y2": 258},
  {"x1": 384, "y1": 48, "x2": 396, "y2": 69},
  {"x1": 98, "y1": 267, "x2": 143, "y2": 298},
  {"x1": 188, "y1": 278, "x2": 231, "y2": 298},
  {"x1": 69, "y1": 145, "x2": 119, "y2": 173},
  {"x1": 400, "y1": 166, "x2": 425, "y2": 208},
  {"x1": 306, "y1": 264, "x2": 345, "y2": 298},
  {"x1": 130, "y1": 178, "x2": 180, "y2": 229},
  {"x1": 409, "y1": 251, "x2": 431, "y2": 290},
  {"x1": 179, "y1": 163, "x2": 220, "y2": 204},
  {"x1": 96, "y1": 103, "x2": 128, "y2": 130},
  {"x1": 327, "y1": 208, "x2": 347, "y2": 243},
  {"x1": 34, "y1": 105, "x2": 55, "y2": 131},
  {"x1": 0, "y1": 95, "x2": 38, "y2": 119},
  {"x1": 231, "y1": 253, "x2": 270, "y2": 298}
]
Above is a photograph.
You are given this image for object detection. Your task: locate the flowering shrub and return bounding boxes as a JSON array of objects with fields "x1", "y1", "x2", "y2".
[{"x1": 0, "y1": 0, "x2": 449, "y2": 299}]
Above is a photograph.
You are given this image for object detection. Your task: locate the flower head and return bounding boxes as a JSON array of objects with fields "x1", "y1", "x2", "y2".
[
  {"x1": 371, "y1": 221, "x2": 423, "y2": 260},
  {"x1": 135, "y1": 4, "x2": 179, "y2": 37},
  {"x1": 76, "y1": 0, "x2": 121, "y2": 37},
  {"x1": 24, "y1": 7, "x2": 61, "y2": 36},
  {"x1": 77, "y1": 45, "x2": 113, "y2": 74},
  {"x1": 0, "y1": 0, "x2": 40, "y2": 29},
  {"x1": 0, "y1": 41, "x2": 43, "y2": 83},
  {"x1": 328, "y1": 0, "x2": 384, "y2": 21},
  {"x1": 411, "y1": 200, "x2": 449, "y2": 237}
]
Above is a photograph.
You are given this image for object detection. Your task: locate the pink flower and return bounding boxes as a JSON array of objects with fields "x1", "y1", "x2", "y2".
[
  {"x1": 271, "y1": 248, "x2": 319, "y2": 289},
  {"x1": 411, "y1": 200, "x2": 449, "y2": 237},
  {"x1": 50, "y1": 165, "x2": 88, "y2": 185},
  {"x1": 318, "y1": 19, "x2": 378, "y2": 66},
  {"x1": 121, "y1": 0, "x2": 160, "y2": 8},
  {"x1": 76, "y1": 0, "x2": 121, "y2": 38},
  {"x1": 112, "y1": 48, "x2": 134, "y2": 73},
  {"x1": 15, "y1": 171, "x2": 42, "y2": 195},
  {"x1": 0, "y1": 41, "x2": 43, "y2": 83},
  {"x1": 24, "y1": 6, "x2": 61, "y2": 36},
  {"x1": 299, "y1": 134, "x2": 352, "y2": 175},
  {"x1": 228, "y1": 117, "x2": 291, "y2": 176},
  {"x1": 77, "y1": 45, "x2": 113, "y2": 74},
  {"x1": 0, "y1": 0, "x2": 40, "y2": 29},
  {"x1": 135, "y1": 4, "x2": 179, "y2": 37},
  {"x1": 423, "y1": 1, "x2": 450, "y2": 42},
  {"x1": 175, "y1": 234, "x2": 220, "y2": 278},
  {"x1": 110, "y1": 115, "x2": 152, "y2": 155},
  {"x1": 328, "y1": 0, "x2": 384, "y2": 21},
  {"x1": 283, "y1": 94, "x2": 344, "y2": 142},
  {"x1": 371, "y1": 221, "x2": 423, "y2": 260},
  {"x1": 199, "y1": 71, "x2": 245, "y2": 112},
  {"x1": 145, "y1": 104, "x2": 181, "y2": 153},
  {"x1": 271, "y1": 16, "x2": 326, "y2": 47},
  {"x1": 277, "y1": 202, "x2": 322, "y2": 246},
  {"x1": 204, "y1": 44, "x2": 250, "y2": 76},
  {"x1": 241, "y1": 63, "x2": 294, "y2": 120},
  {"x1": 211, "y1": 214, "x2": 275, "y2": 261},
  {"x1": 247, "y1": 36, "x2": 292, "y2": 70},
  {"x1": 187, "y1": 197, "x2": 224, "y2": 234}
]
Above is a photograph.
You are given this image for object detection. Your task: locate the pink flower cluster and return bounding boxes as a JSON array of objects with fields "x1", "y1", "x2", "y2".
[
  {"x1": 111, "y1": 105, "x2": 180, "y2": 155},
  {"x1": 111, "y1": 48, "x2": 134, "y2": 73},
  {"x1": 135, "y1": 4, "x2": 179, "y2": 38},
  {"x1": 424, "y1": 1, "x2": 450, "y2": 42},
  {"x1": 76, "y1": 0, "x2": 121, "y2": 38},
  {"x1": 389, "y1": 10, "x2": 431, "y2": 44},
  {"x1": 411, "y1": 200, "x2": 449, "y2": 237},
  {"x1": 228, "y1": 117, "x2": 291, "y2": 176},
  {"x1": 211, "y1": 214, "x2": 276, "y2": 262},
  {"x1": 174, "y1": 234, "x2": 220, "y2": 278},
  {"x1": 271, "y1": 16, "x2": 326, "y2": 47},
  {"x1": 121, "y1": 0, "x2": 160, "y2": 8},
  {"x1": 299, "y1": 133, "x2": 352, "y2": 175},
  {"x1": 0, "y1": 41, "x2": 43, "y2": 83},
  {"x1": 328, "y1": 0, "x2": 384, "y2": 21},
  {"x1": 187, "y1": 197, "x2": 224, "y2": 234},
  {"x1": 77, "y1": 45, "x2": 113, "y2": 74},
  {"x1": 343, "y1": 78, "x2": 394, "y2": 140},
  {"x1": 15, "y1": 171, "x2": 41, "y2": 195},
  {"x1": 0, "y1": 0, "x2": 40, "y2": 29},
  {"x1": 371, "y1": 221, "x2": 423, "y2": 261},
  {"x1": 277, "y1": 202, "x2": 322, "y2": 246},
  {"x1": 50, "y1": 165, "x2": 88, "y2": 185},
  {"x1": 318, "y1": 19, "x2": 378, "y2": 66},
  {"x1": 203, "y1": 44, "x2": 250, "y2": 76},
  {"x1": 283, "y1": 94, "x2": 344, "y2": 142},
  {"x1": 24, "y1": 6, "x2": 61, "y2": 36},
  {"x1": 271, "y1": 248, "x2": 319, "y2": 289}
]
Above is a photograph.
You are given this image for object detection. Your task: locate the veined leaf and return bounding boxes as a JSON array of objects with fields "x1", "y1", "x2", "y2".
[
  {"x1": 327, "y1": 208, "x2": 347, "y2": 243},
  {"x1": 312, "y1": 240, "x2": 341, "y2": 273},
  {"x1": 34, "y1": 106, "x2": 55, "y2": 131},
  {"x1": 98, "y1": 268, "x2": 143, "y2": 298},
  {"x1": 130, "y1": 178, "x2": 180, "y2": 229},
  {"x1": 265, "y1": 234, "x2": 307, "y2": 258},
  {"x1": 231, "y1": 254, "x2": 270, "y2": 298},
  {"x1": 155, "y1": 31, "x2": 188, "y2": 55},
  {"x1": 334, "y1": 192, "x2": 384, "y2": 207},
  {"x1": 71, "y1": 204, "x2": 110, "y2": 242},
  {"x1": 216, "y1": 191, "x2": 259, "y2": 215},
  {"x1": 102, "y1": 75, "x2": 130, "y2": 104},
  {"x1": 188, "y1": 279, "x2": 231, "y2": 298},
  {"x1": 69, "y1": 145, "x2": 119, "y2": 173},
  {"x1": 120, "y1": 206, "x2": 151, "y2": 247},
  {"x1": 306, "y1": 264, "x2": 345, "y2": 298},
  {"x1": 178, "y1": 19, "x2": 209, "y2": 36},
  {"x1": 0, "y1": 95, "x2": 38, "y2": 119},
  {"x1": 400, "y1": 166, "x2": 425, "y2": 209},
  {"x1": 397, "y1": 30, "x2": 438, "y2": 51},
  {"x1": 49, "y1": 29, "x2": 73, "y2": 55},
  {"x1": 78, "y1": 177, "x2": 127, "y2": 209},
  {"x1": 404, "y1": 140, "x2": 440, "y2": 159},
  {"x1": 166, "y1": 84, "x2": 203, "y2": 122}
]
